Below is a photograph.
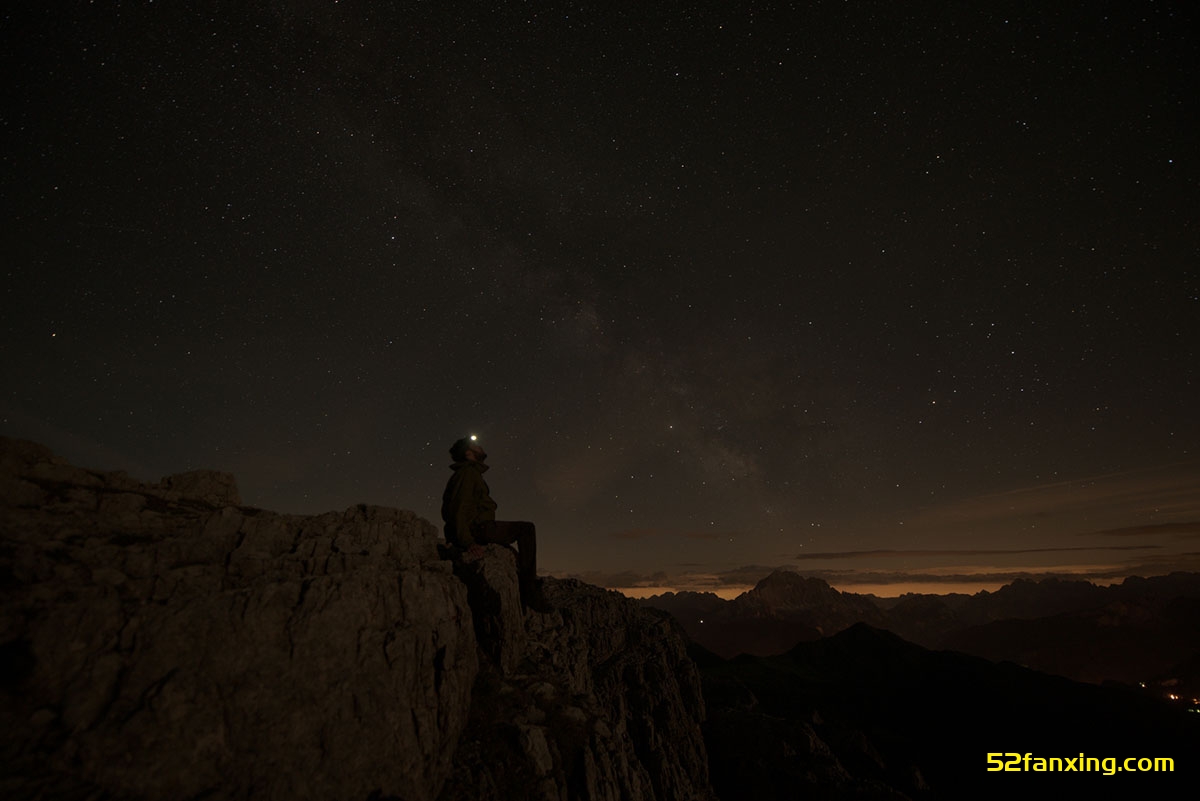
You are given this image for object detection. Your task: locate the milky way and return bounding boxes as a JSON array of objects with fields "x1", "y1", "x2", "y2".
[{"x1": 3, "y1": 2, "x2": 1197, "y2": 592}]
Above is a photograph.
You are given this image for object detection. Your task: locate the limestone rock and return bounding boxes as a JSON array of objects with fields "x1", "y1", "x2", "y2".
[
  {"x1": 441, "y1": 543, "x2": 527, "y2": 674},
  {"x1": 441, "y1": 576, "x2": 717, "y2": 801},
  {"x1": 158, "y1": 469, "x2": 242, "y2": 506},
  {"x1": 1, "y1": 436, "x2": 718, "y2": 801},
  {"x1": 0, "y1": 437, "x2": 476, "y2": 801}
]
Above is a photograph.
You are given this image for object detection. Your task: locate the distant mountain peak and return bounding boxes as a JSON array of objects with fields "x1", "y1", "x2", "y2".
[
  {"x1": 753, "y1": 568, "x2": 825, "y2": 588},
  {"x1": 745, "y1": 570, "x2": 839, "y2": 607}
]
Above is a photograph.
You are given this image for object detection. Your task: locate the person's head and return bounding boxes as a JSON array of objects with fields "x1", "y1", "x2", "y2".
[{"x1": 450, "y1": 436, "x2": 487, "y2": 463}]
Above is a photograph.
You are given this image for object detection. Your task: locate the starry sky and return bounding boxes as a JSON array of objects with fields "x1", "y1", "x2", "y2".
[{"x1": 3, "y1": 1, "x2": 1198, "y2": 596}]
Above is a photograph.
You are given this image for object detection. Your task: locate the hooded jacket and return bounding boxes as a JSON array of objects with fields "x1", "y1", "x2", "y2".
[{"x1": 441, "y1": 460, "x2": 498, "y2": 546}]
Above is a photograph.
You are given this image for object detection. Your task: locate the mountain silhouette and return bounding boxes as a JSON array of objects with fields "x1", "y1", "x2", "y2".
[
  {"x1": 642, "y1": 570, "x2": 1200, "y2": 698},
  {"x1": 701, "y1": 623, "x2": 1199, "y2": 798}
]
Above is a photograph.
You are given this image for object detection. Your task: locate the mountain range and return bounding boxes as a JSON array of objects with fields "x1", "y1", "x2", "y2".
[{"x1": 639, "y1": 569, "x2": 1200, "y2": 700}]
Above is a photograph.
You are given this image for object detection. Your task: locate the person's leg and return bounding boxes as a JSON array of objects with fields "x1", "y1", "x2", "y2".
[
  {"x1": 475, "y1": 520, "x2": 549, "y2": 611},
  {"x1": 477, "y1": 520, "x2": 537, "y2": 583}
]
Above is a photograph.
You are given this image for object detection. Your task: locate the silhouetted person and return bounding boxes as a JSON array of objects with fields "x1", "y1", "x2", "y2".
[{"x1": 442, "y1": 437, "x2": 551, "y2": 612}]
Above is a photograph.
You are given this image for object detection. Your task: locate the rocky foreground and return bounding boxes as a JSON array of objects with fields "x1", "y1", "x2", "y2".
[{"x1": 0, "y1": 438, "x2": 715, "y2": 801}]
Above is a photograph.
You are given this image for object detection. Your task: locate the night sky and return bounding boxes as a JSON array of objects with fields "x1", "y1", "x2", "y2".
[{"x1": 4, "y1": 1, "x2": 1197, "y2": 596}]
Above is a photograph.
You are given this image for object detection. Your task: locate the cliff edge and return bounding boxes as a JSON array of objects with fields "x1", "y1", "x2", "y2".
[{"x1": 0, "y1": 437, "x2": 714, "y2": 801}]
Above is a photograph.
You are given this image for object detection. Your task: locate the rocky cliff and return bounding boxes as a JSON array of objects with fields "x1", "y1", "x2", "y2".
[{"x1": 0, "y1": 437, "x2": 714, "y2": 801}]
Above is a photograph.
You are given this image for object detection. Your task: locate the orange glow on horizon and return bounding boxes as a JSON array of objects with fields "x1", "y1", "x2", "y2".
[
  {"x1": 609, "y1": 577, "x2": 1134, "y2": 600},
  {"x1": 612, "y1": 581, "x2": 1008, "y2": 599},
  {"x1": 829, "y1": 580, "x2": 1010, "y2": 597},
  {"x1": 612, "y1": 585, "x2": 753, "y2": 600}
]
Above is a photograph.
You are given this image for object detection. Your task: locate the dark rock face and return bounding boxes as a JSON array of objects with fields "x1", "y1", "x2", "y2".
[
  {"x1": 441, "y1": 542, "x2": 527, "y2": 675},
  {"x1": 438, "y1": 554, "x2": 716, "y2": 801},
  {"x1": 0, "y1": 437, "x2": 477, "y2": 801},
  {"x1": 0, "y1": 437, "x2": 714, "y2": 801}
]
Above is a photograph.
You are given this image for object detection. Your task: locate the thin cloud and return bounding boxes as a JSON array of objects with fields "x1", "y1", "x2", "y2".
[
  {"x1": 714, "y1": 564, "x2": 794, "y2": 585},
  {"x1": 1085, "y1": 521, "x2": 1200, "y2": 538},
  {"x1": 809, "y1": 558, "x2": 1200, "y2": 587},
  {"x1": 683, "y1": 530, "x2": 726, "y2": 539},
  {"x1": 558, "y1": 569, "x2": 668, "y2": 588},
  {"x1": 794, "y1": 545, "x2": 1162, "y2": 560},
  {"x1": 905, "y1": 463, "x2": 1200, "y2": 532},
  {"x1": 609, "y1": 528, "x2": 658, "y2": 540}
]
